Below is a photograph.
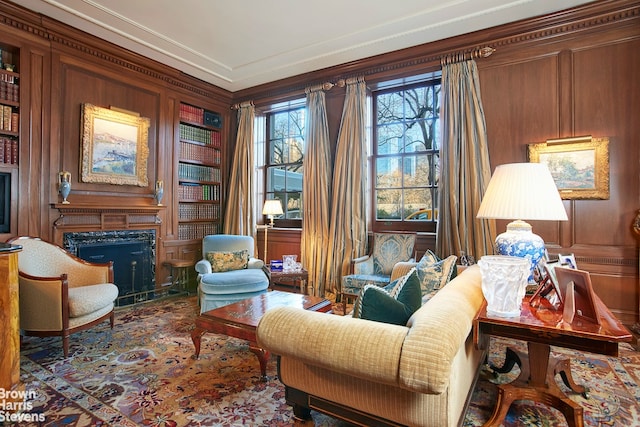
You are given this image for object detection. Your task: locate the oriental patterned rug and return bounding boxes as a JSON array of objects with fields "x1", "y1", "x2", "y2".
[{"x1": 9, "y1": 295, "x2": 640, "y2": 426}]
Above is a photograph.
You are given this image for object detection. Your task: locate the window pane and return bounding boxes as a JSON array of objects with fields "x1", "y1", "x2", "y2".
[
  {"x1": 376, "y1": 92, "x2": 403, "y2": 124},
  {"x1": 376, "y1": 157, "x2": 402, "y2": 188},
  {"x1": 271, "y1": 113, "x2": 288, "y2": 139},
  {"x1": 285, "y1": 192, "x2": 302, "y2": 219},
  {"x1": 377, "y1": 123, "x2": 403, "y2": 154},
  {"x1": 286, "y1": 164, "x2": 303, "y2": 192},
  {"x1": 403, "y1": 155, "x2": 429, "y2": 187},
  {"x1": 404, "y1": 189, "x2": 432, "y2": 220},
  {"x1": 266, "y1": 166, "x2": 285, "y2": 192},
  {"x1": 287, "y1": 137, "x2": 304, "y2": 163},
  {"x1": 404, "y1": 121, "x2": 428, "y2": 153},
  {"x1": 376, "y1": 189, "x2": 401, "y2": 220},
  {"x1": 270, "y1": 139, "x2": 285, "y2": 164}
]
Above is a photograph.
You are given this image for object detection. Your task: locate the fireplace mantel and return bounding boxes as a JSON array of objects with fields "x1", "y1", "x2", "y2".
[{"x1": 51, "y1": 204, "x2": 164, "y2": 244}]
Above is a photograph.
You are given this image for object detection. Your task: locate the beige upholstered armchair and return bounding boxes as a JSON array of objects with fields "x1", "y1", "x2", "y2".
[{"x1": 8, "y1": 236, "x2": 119, "y2": 357}]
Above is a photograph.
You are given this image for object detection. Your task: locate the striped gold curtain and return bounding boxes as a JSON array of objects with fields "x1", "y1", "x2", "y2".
[
  {"x1": 325, "y1": 77, "x2": 368, "y2": 296},
  {"x1": 224, "y1": 103, "x2": 255, "y2": 237},
  {"x1": 301, "y1": 86, "x2": 332, "y2": 297},
  {"x1": 436, "y1": 60, "x2": 495, "y2": 259}
]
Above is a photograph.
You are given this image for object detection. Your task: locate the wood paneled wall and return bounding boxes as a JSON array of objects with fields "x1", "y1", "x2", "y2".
[
  {"x1": 0, "y1": 0, "x2": 233, "y2": 283},
  {"x1": 0, "y1": 0, "x2": 638, "y2": 322},
  {"x1": 236, "y1": 0, "x2": 640, "y2": 323}
]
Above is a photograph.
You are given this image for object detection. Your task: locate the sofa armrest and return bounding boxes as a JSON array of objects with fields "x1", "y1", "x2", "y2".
[
  {"x1": 195, "y1": 259, "x2": 212, "y2": 275},
  {"x1": 257, "y1": 307, "x2": 407, "y2": 385},
  {"x1": 247, "y1": 257, "x2": 264, "y2": 269}
]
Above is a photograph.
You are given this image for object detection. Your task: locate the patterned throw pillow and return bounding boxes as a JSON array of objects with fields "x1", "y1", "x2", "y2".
[
  {"x1": 415, "y1": 250, "x2": 457, "y2": 300},
  {"x1": 206, "y1": 250, "x2": 249, "y2": 272},
  {"x1": 352, "y1": 268, "x2": 422, "y2": 325}
]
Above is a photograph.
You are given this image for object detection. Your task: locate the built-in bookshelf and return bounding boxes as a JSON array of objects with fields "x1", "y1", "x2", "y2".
[
  {"x1": 0, "y1": 47, "x2": 19, "y2": 167},
  {"x1": 177, "y1": 103, "x2": 222, "y2": 241}
]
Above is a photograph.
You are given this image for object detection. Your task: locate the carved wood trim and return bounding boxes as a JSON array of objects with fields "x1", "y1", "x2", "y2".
[{"x1": 52, "y1": 204, "x2": 162, "y2": 230}]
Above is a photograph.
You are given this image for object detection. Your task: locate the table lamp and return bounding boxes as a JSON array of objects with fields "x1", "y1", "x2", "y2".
[
  {"x1": 476, "y1": 163, "x2": 568, "y2": 282},
  {"x1": 262, "y1": 199, "x2": 283, "y2": 263}
]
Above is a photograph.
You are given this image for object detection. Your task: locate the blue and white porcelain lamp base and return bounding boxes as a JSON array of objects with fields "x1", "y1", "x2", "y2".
[{"x1": 495, "y1": 219, "x2": 545, "y2": 283}]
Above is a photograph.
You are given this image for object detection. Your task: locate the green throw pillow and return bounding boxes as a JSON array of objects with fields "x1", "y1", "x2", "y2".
[
  {"x1": 415, "y1": 250, "x2": 457, "y2": 296},
  {"x1": 352, "y1": 269, "x2": 422, "y2": 325},
  {"x1": 207, "y1": 250, "x2": 249, "y2": 272}
]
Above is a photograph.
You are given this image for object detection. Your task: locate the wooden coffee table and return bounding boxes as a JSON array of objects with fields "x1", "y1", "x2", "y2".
[
  {"x1": 474, "y1": 294, "x2": 632, "y2": 427},
  {"x1": 191, "y1": 290, "x2": 332, "y2": 380}
]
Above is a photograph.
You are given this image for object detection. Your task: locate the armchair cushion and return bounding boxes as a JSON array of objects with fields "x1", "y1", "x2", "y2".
[
  {"x1": 353, "y1": 269, "x2": 422, "y2": 325},
  {"x1": 206, "y1": 250, "x2": 249, "y2": 272},
  {"x1": 68, "y1": 283, "x2": 119, "y2": 318},
  {"x1": 199, "y1": 269, "x2": 269, "y2": 295}
]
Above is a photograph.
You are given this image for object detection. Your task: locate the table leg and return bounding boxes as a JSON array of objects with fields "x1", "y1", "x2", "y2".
[
  {"x1": 191, "y1": 327, "x2": 206, "y2": 359},
  {"x1": 483, "y1": 342, "x2": 585, "y2": 427},
  {"x1": 249, "y1": 342, "x2": 270, "y2": 381}
]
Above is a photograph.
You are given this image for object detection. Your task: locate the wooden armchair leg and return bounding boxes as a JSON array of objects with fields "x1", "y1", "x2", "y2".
[{"x1": 110, "y1": 311, "x2": 115, "y2": 329}]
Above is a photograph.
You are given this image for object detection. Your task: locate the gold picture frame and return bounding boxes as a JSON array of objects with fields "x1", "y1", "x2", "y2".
[
  {"x1": 528, "y1": 136, "x2": 609, "y2": 200},
  {"x1": 81, "y1": 103, "x2": 150, "y2": 186}
]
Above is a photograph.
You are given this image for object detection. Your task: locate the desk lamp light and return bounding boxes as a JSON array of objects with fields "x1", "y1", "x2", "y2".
[
  {"x1": 262, "y1": 199, "x2": 283, "y2": 264},
  {"x1": 476, "y1": 162, "x2": 568, "y2": 282}
]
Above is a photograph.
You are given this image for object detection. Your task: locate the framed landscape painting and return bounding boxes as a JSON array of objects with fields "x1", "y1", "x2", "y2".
[
  {"x1": 81, "y1": 103, "x2": 150, "y2": 186},
  {"x1": 528, "y1": 136, "x2": 609, "y2": 200}
]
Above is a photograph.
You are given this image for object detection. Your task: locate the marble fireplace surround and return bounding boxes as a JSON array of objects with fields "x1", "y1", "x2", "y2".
[{"x1": 52, "y1": 204, "x2": 163, "y2": 304}]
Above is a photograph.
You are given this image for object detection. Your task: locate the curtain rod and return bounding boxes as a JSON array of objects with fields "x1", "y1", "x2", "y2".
[
  {"x1": 231, "y1": 100, "x2": 254, "y2": 110},
  {"x1": 306, "y1": 79, "x2": 346, "y2": 93},
  {"x1": 440, "y1": 46, "x2": 496, "y2": 65}
]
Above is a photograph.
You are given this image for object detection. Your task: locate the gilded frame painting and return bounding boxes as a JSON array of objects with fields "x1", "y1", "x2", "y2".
[
  {"x1": 81, "y1": 103, "x2": 150, "y2": 186},
  {"x1": 528, "y1": 136, "x2": 609, "y2": 200}
]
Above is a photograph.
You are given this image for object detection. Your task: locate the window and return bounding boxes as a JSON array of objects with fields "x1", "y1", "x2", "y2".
[
  {"x1": 265, "y1": 106, "x2": 305, "y2": 223},
  {"x1": 373, "y1": 79, "x2": 441, "y2": 231}
]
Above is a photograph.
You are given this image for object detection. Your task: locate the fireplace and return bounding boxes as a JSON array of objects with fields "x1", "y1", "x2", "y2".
[{"x1": 64, "y1": 229, "x2": 156, "y2": 306}]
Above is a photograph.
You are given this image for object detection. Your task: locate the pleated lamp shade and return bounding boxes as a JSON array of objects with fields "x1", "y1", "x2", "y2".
[
  {"x1": 476, "y1": 163, "x2": 568, "y2": 221},
  {"x1": 477, "y1": 162, "x2": 568, "y2": 283}
]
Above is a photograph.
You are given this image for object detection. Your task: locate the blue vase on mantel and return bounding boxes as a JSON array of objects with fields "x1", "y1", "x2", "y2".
[
  {"x1": 495, "y1": 220, "x2": 543, "y2": 283},
  {"x1": 58, "y1": 171, "x2": 71, "y2": 204},
  {"x1": 154, "y1": 180, "x2": 164, "y2": 206}
]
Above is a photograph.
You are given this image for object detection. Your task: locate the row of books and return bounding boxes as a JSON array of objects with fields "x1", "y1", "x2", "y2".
[
  {"x1": 178, "y1": 163, "x2": 221, "y2": 182},
  {"x1": 0, "y1": 137, "x2": 18, "y2": 164},
  {"x1": 0, "y1": 81, "x2": 18, "y2": 103},
  {"x1": 178, "y1": 183, "x2": 220, "y2": 201},
  {"x1": 180, "y1": 142, "x2": 221, "y2": 165},
  {"x1": 178, "y1": 202, "x2": 221, "y2": 221},
  {"x1": 179, "y1": 124, "x2": 221, "y2": 146},
  {"x1": 178, "y1": 222, "x2": 221, "y2": 241},
  {"x1": 0, "y1": 106, "x2": 17, "y2": 132},
  {"x1": 179, "y1": 103, "x2": 205, "y2": 124}
]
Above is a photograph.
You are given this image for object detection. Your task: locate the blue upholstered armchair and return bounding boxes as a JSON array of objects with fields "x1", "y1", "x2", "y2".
[
  {"x1": 341, "y1": 232, "x2": 416, "y2": 296},
  {"x1": 195, "y1": 234, "x2": 269, "y2": 313}
]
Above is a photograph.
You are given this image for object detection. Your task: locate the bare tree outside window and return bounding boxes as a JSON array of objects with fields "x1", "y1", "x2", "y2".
[
  {"x1": 374, "y1": 80, "x2": 441, "y2": 229},
  {"x1": 266, "y1": 108, "x2": 305, "y2": 220}
]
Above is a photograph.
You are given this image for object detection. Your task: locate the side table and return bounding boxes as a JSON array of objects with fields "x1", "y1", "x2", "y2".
[
  {"x1": 265, "y1": 267, "x2": 309, "y2": 295},
  {"x1": 474, "y1": 294, "x2": 632, "y2": 427},
  {"x1": 163, "y1": 259, "x2": 195, "y2": 295}
]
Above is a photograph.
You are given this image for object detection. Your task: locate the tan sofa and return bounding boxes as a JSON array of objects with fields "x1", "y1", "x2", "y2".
[{"x1": 256, "y1": 264, "x2": 485, "y2": 427}]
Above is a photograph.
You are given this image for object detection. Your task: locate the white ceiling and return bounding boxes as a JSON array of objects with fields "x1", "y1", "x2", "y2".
[{"x1": 18, "y1": 0, "x2": 593, "y2": 92}]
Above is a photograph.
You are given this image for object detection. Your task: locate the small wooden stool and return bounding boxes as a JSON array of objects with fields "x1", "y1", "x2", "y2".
[{"x1": 163, "y1": 259, "x2": 195, "y2": 295}]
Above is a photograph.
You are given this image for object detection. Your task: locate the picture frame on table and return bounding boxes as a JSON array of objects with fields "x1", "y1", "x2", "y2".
[
  {"x1": 554, "y1": 266, "x2": 601, "y2": 325},
  {"x1": 558, "y1": 253, "x2": 577, "y2": 269}
]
